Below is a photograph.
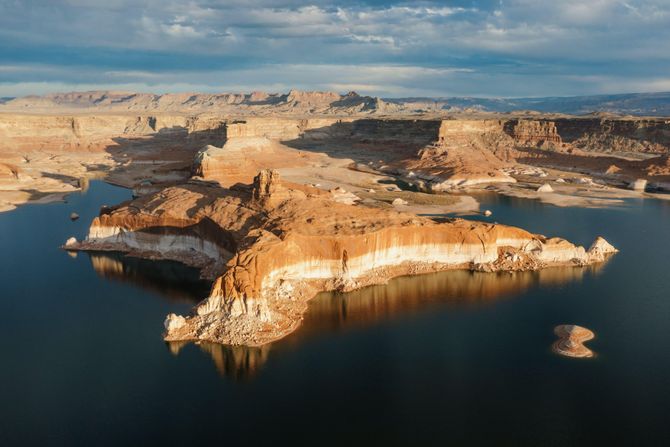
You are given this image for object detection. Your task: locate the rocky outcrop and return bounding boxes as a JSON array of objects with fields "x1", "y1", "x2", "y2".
[
  {"x1": 192, "y1": 138, "x2": 283, "y2": 186},
  {"x1": 554, "y1": 118, "x2": 670, "y2": 154},
  {"x1": 629, "y1": 179, "x2": 648, "y2": 191},
  {"x1": 552, "y1": 325, "x2": 595, "y2": 358},
  {"x1": 408, "y1": 120, "x2": 516, "y2": 189},
  {"x1": 0, "y1": 163, "x2": 20, "y2": 181},
  {"x1": 504, "y1": 119, "x2": 562, "y2": 147},
  {"x1": 69, "y1": 170, "x2": 618, "y2": 346}
]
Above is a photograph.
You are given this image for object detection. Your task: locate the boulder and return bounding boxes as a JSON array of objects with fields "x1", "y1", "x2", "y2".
[
  {"x1": 392, "y1": 198, "x2": 408, "y2": 206},
  {"x1": 69, "y1": 212, "x2": 79, "y2": 221},
  {"x1": 629, "y1": 179, "x2": 647, "y2": 191},
  {"x1": 552, "y1": 325, "x2": 595, "y2": 358},
  {"x1": 537, "y1": 183, "x2": 554, "y2": 193},
  {"x1": 164, "y1": 313, "x2": 186, "y2": 332},
  {"x1": 330, "y1": 188, "x2": 361, "y2": 205}
]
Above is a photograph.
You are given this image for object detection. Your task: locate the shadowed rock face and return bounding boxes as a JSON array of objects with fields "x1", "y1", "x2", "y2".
[{"x1": 69, "y1": 169, "x2": 618, "y2": 347}]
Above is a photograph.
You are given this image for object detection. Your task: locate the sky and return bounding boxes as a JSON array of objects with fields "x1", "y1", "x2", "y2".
[{"x1": 0, "y1": 0, "x2": 669, "y2": 98}]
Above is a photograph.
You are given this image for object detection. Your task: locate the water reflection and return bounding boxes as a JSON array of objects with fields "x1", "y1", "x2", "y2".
[
  {"x1": 168, "y1": 341, "x2": 271, "y2": 381},
  {"x1": 88, "y1": 252, "x2": 211, "y2": 304},
  {"x1": 88, "y1": 250, "x2": 607, "y2": 380},
  {"x1": 288, "y1": 263, "x2": 607, "y2": 341},
  {"x1": 195, "y1": 263, "x2": 606, "y2": 380}
]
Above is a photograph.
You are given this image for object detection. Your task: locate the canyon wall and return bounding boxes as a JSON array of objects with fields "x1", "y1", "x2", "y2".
[
  {"x1": 0, "y1": 113, "x2": 229, "y2": 153},
  {"x1": 185, "y1": 116, "x2": 670, "y2": 192},
  {"x1": 3, "y1": 111, "x2": 669, "y2": 212},
  {"x1": 553, "y1": 118, "x2": 670, "y2": 154},
  {"x1": 3, "y1": 113, "x2": 667, "y2": 160}
]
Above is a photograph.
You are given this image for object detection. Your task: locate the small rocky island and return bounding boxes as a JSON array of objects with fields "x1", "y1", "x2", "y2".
[{"x1": 552, "y1": 325, "x2": 596, "y2": 358}]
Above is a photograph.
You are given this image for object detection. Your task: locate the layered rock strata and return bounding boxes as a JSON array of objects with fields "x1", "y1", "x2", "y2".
[
  {"x1": 3, "y1": 110, "x2": 670, "y2": 213},
  {"x1": 552, "y1": 325, "x2": 596, "y2": 358},
  {"x1": 188, "y1": 117, "x2": 670, "y2": 193},
  {"x1": 69, "y1": 170, "x2": 618, "y2": 346}
]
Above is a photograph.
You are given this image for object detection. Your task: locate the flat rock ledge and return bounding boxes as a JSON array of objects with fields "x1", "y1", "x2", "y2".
[{"x1": 552, "y1": 324, "x2": 595, "y2": 358}]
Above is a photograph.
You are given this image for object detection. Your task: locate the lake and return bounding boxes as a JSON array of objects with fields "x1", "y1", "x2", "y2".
[{"x1": 1, "y1": 181, "x2": 669, "y2": 446}]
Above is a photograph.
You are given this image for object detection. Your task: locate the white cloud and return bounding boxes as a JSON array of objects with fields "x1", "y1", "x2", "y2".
[{"x1": 0, "y1": 1, "x2": 669, "y2": 96}]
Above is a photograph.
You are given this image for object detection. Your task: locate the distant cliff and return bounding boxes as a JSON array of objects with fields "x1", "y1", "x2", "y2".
[{"x1": 3, "y1": 90, "x2": 670, "y2": 116}]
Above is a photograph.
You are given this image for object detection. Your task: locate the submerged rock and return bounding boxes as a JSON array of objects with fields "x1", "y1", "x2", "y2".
[
  {"x1": 70, "y1": 212, "x2": 79, "y2": 221},
  {"x1": 552, "y1": 325, "x2": 595, "y2": 358}
]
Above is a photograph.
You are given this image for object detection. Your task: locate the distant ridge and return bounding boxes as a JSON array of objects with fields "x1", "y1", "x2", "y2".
[
  {"x1": 0, "y1": 90, "x2": 398, "y2": 115},
  {"x1": 1, "y1": 90, "x2": 670, "y2": 117},
  {"x1": 385, "y1": 92, "x2": 670, "y2": 116}
]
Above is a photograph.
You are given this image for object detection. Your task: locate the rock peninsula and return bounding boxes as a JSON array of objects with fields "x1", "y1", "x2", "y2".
[{"x1": 67, "y1": 169, "x2": 617, "y2": 346}]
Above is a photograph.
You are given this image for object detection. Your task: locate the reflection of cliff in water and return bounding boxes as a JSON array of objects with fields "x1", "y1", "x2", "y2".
[
  {"x1": 88, "y1": 252, "x2": 211, "y2": 304},
  {"x1": 168, "y1": 341, "x2": 270, "y2": 381},
  {"x1": 175, "y1": 262, "x2": 607, "y2": 380},
  {"x1": 287, "y1": 263, "x2": 607, "y2": 341}
]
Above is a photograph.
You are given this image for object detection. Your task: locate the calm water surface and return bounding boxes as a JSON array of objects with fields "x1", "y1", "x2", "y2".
[{"x1": 1, "y1": 182, "x2": 669, "y2": 446}]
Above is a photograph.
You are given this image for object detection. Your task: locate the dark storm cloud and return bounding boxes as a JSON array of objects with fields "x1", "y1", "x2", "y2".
[{"x1": 0, "y1": 0, "x2": 669, "y2": 97}]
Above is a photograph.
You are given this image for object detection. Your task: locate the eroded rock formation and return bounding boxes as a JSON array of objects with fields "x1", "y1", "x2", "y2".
[
  {"x1": 2, "y1": 96, "x2": 670, "y2": 212},
  {"x1": 69, "y1": 169, "x2": 618, "y2": 346},
  {"x1": 188, "y1": 116, "x2": 670, "y2": 194},
  {"x1": 552, "y1": 325, "x2": 596, "y2": 358}
]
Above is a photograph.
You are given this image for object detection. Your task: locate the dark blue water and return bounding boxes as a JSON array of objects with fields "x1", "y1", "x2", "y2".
[{"x1": 1, "y1": 182, "x2": 669, "y2": 446}]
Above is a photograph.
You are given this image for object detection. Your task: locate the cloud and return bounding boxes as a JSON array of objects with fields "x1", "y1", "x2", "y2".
[{"x1": 0, "y1": 1, "x2": 669, "y2": 97}]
